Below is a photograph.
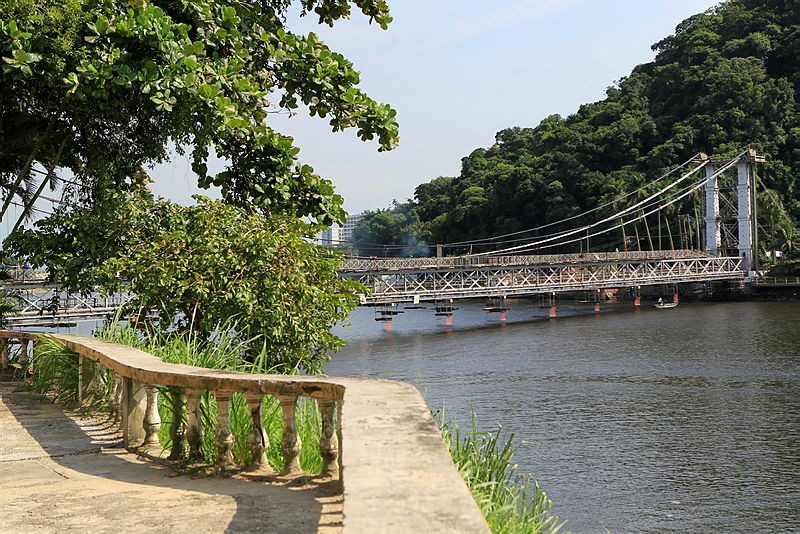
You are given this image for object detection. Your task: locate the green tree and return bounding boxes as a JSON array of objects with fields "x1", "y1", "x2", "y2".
[
  {"x1": 6, "y1": 187, "x2": 360, "y2": 373},
  {"x1": 1, "y1": 0, "x2": 400, "y2": 372},
  {"x1": 411, "y1": 0, "x2": 800, "y2": 252},
  {"x1": 351, "y1": 200, "x2": 425, "y2": 256},
  {"x1": 0, "y1": 0, "x2": 399, "y2": 226}
]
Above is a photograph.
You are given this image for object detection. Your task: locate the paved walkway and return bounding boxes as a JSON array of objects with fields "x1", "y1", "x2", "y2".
[{"x1": 0, "y1": 379, "x2": 342, "y2": 533}]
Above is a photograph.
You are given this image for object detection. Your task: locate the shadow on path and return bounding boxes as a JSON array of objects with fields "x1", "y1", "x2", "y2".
[{"x1": 0, "y1": 379, "x2": 342, "y2": 533}]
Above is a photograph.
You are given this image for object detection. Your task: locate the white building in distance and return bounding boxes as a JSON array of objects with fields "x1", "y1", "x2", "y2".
[
  {"x1": 340, "y1": 212, "x2": 364, "y2": 244},
  {"x1": 315, "y1": 224, "x2": 341, "y2": 246},
  {"x1": 314, "y1": 211, "x2": 364, "y2": 246}
]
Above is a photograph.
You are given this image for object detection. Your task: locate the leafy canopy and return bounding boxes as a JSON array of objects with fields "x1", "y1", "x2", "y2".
[{"x1": 0, "y1": 0, "x2": 399, "y2": 225}]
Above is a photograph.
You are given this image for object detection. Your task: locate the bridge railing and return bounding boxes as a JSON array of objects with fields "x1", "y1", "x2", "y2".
[
  {"x1": 7, "y1": 289, "x2": 133, "y2": 315},
  {"x1": 751, "y1": 276, "x2": 800, "y2": 286},
  {"x1": 0, "y1": 330, "x2": 488, "y2": 533},
  {"x1": 350, "y1": 255, "x2": 744, "y2": 304},
  {"x1": 0, "y1": 265, "x2": 48, "y2": 282},
  {"x1": 340, "y1": 249, "x2": 709, "y2": 272}
]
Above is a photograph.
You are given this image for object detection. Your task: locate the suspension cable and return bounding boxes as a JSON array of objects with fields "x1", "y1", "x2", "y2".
[
  {"x1": 440, "y1": 154, "x2": 701, "y2": 248},
  {"x1": 504, "y1": 152, "x2": 747, "y2": 254},
  {"x1": 471, "y1": 157, "x2": 715, "y2": 256}
]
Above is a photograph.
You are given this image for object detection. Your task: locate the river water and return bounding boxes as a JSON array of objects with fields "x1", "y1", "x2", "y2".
[{"x1": 328, "y1": 300, "x2": 800, "y2": 533}]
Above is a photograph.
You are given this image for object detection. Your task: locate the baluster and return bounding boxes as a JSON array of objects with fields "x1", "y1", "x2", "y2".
[
  {"x1": 142, "y1": 385, "x2": 161, "y2": 450},
  {"x1": 0, "y1": 338, "x2": 8, "y2": 369},
  {"x1": 215, "y1": 393, "x2": 235, "y2": 470},
  {"x1": 168, "y1": 387, "x2": 186, "y2": 461},
  {"x1": 122, "y1": 377, "x2": 147, "y2": 447},
  {"x1": 77, "y1": 356, "x2": 91, "y2": 406},
  {"x1": 185, "y1": 389, "x2": 203, "y2": 462},
  {"x1": 19, "y1": 338, "x2": 29, "y2": 367},
  {"x1": 109, "y1": 372, "x2": 124, "y2": 424},
  {"x1": 337, "y1": 401, "x2": 344, "y2": 481},
  {"x1": 245, "y1": 394, "x2": 269, "y2": 470},
  {"x1": 277, "y1": 395, "x2": 302, "y2": 476},
  {"x1": 318, "y1": 399, "x2": 339, "y2": 479}
]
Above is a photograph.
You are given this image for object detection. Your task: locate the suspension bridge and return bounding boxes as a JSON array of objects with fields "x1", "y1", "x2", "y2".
[
  {"x1": 0, "y1": 149, "x2": 769, "y2": 326},
  {"x1": 339, "y1": 149, "x2": 765, "y2": 309}
]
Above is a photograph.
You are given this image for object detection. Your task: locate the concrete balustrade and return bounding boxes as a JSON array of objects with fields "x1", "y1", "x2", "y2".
[
  {"x1": 0, "y1": 330, "x2": 488, "y2": 533},
  {"x1": 0, "y1": 331, "x2": 35, "y2": 377}
]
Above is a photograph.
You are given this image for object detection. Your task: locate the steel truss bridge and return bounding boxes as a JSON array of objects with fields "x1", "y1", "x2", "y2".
[
  {"x1": 340, "y1": 150, "x2": 765, "y2": 305},
  {"x1": 2, "y1": 283, "x2": 132, "y2": 328},
  {"x1": 340, "y1": 250, "x2": 744, "y2": 304}
]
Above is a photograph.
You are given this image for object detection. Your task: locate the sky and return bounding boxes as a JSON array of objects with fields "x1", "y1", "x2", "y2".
[{"x1": 3, "y1": 0, "x2": 722, "y2": 239}]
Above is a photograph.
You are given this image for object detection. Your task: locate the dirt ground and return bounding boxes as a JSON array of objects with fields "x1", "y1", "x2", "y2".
[{"x1": 0, "y1": 379, "x2": 342, "y2": 533}]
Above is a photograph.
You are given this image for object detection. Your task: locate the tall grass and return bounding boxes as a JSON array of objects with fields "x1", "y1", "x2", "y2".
[
  {"x1": 438, "y1": 412, "x2": 565, "y2": 534},
  {"x1": 95, "y1": 320, "x2": 324, "y2": 473},
  {"x1": 26, "y1": 335, "x2": 80, "y2": 405},
  {"x1": 26, "y1": 335, "x2": 112, "y2": 411}
]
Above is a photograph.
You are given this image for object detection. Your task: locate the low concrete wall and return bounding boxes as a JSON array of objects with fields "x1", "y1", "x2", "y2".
[{"x1": 4, "y1": 331, "x2": 488, "y2": 533}]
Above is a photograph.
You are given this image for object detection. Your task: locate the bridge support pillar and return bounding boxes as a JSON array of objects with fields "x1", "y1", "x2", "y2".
[
  {"x1": 737, "y1": 156, "x2": 756, "y2": 274},
  {"x1": 703, "y1": 149, "x2": 763, "y2": 271},
  {"x1": 704, "y1": 162, "x2": 721, "y2": 253}
]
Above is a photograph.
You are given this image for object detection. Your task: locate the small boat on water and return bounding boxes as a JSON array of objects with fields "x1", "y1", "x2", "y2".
[{"x1": 653, "y1": 301, "x2": 679, "y2": 309}]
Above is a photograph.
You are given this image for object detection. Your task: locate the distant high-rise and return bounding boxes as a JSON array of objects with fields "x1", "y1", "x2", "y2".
[
  {"x1": 315, "y1": 224, "x2": 341, "y2": 246},
  {"x1": 339, "y1": 212, "x2": 364, "y2": 244},
  {"x1": 314, "y1": 211, "x2": 363, "y2": 246}
]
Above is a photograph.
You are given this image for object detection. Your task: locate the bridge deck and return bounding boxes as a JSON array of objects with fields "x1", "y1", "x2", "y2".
[
  {"x1": 0, "y1": 379, "x2": 342, "y2": 533},
  {"x1": 341, "y1": 251, "x2": 744, "y2": 304}
]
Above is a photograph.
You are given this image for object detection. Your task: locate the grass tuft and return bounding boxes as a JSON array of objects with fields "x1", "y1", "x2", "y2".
[{"x1": 438, "y1": 411, "x2": 565, "y2": 533}]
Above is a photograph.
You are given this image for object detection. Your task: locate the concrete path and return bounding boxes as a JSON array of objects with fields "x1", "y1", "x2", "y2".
[{"x1": 0, "y1": 379, "x2": 342, "y2": 533}]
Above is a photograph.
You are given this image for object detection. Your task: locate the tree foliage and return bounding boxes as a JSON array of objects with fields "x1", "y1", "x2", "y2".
[
  {"x1": 351, "y1": 200, "x2": 426, "y2": 256},
  {"x1": 0, "y1": 0, "x2": 399, "y2": 225},
  {"x1": 0, "y1": 0, "x2": 400, "y2": 373},
  {"x1": 401, "y1": 0, "x2": 800, "y2": 255},
  {"x1": 6, "y1": 186, "x2": 361, "y2": 373}
]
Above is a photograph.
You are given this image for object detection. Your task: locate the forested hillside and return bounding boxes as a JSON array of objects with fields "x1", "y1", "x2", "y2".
[{"x1": 355, "y1": 0, "x2": 800, "y2": 258}]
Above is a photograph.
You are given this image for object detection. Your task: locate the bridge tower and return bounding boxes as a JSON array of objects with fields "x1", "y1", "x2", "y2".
[{"x1": 702, "y1": 149, "x2": 764, "y2": 274}]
